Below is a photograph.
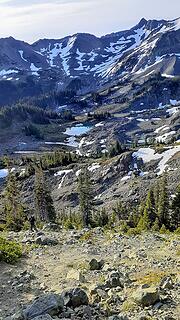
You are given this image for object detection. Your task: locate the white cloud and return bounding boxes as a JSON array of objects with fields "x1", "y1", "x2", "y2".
[{"x1": 0, "y1": 0, "x2": 179, "y2": 42}]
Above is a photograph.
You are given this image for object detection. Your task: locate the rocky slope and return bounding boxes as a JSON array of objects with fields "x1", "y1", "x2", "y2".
[{"x1": 0, "y1": 228, "x2": 180, "y2": 319}]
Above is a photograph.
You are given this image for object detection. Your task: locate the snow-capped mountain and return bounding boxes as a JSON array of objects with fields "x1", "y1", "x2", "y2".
[{"x1": 0, "y1": 17, "x2": 180, "y2": 90}]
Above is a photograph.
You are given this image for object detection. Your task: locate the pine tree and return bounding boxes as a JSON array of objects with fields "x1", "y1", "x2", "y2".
[
  {"x1": 157, "y1": 174, "x2": 169, "y2": 228},
  {"x1": 152, "y1": 217, "x2": 160, "y2": 231},
  {"x1": 137, "y1": 188, "x2": 156, "y2": 231},
  {"x1": 137, "y1": 209, "x2": 151, "y2": 231},
  {"x1": 171, "y1": 184, "x2": 180, "y2": 230},
  {"x1": 78, "y1": 167, "x2": 93, "y2": 227},
  {"x1": 34, "y1": 166, "x2": 56, "y2": 222},
  {"x1": 4, "y1": 173, "x2": 26, "y2": 231},
  {"x1": 143, "y1": 188, "x2": 156, "y2": 225},
  {"x1": 112, "y1": 201, "x2": 127, "y2": 221}
]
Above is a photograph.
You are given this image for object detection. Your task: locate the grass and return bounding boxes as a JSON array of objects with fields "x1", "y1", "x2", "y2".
[
  {"x1": 133, "y1": 269, "x2": 174, "y2": 286},
  {"x1": 122, "y1": 299, "x2": 137, "y2": 312}
]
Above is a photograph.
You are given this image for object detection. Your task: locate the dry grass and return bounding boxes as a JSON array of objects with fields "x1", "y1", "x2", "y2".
[{"x1": 133, "y1": 269, "x2": 174, "y2": 286}]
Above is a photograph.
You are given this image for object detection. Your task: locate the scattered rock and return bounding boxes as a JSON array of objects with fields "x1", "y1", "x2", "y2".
[
  {"x1": 35, "y1": 236, "x2": 58, "y2": 246},
  {"x1": 61, "y1": 288, "x2": 89, "y2": 308},
  {"x1": 66, "y1": 269, "x2": 85, "y2": 282},
  {"x1": 105, "y1": 270, "x2": 124, "y2": 289},
  {"x1": 32, "y1": 315, "x2": 53, "y2": 320},
  {"x1": 160, "y1": 276, "x2": 174, "y2": 289},
  {"x1": 23, "y1": 294, "x2": 64, "y2": 319},
  {"x1": 43, "y1": 223, "x2": 61, "y2": 232},
  {"x1": 133, "y1": 286, "x2": 159, "y2": 307},
  {"x1": 89, "y1": 258, "x2": 104, "y2": 270}
]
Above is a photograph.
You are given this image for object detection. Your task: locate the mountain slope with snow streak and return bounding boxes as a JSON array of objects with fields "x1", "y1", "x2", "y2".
[{"x1": 0, "y1": 17, "x2": 179, "y2": 92}]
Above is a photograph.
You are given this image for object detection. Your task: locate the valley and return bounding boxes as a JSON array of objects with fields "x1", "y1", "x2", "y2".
[{"x1": 0, "y1": 15, "x2": 180, "y2": 320}]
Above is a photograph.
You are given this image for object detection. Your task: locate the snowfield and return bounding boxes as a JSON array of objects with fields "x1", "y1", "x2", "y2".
[{"x1": 133, "y1": 146, "x2": 180, "y2": 175}]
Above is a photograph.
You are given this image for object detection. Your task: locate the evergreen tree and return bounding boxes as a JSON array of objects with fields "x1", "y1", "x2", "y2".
[
  {"x1": 34, "y1": 166, "x2": 56, "y2": 222},
  {"x1": 157, "y1": 174, "x2": 169, "y2": 228},
  {"x1": 171, "y1": 184, "x2": 180, "y2": 230},
  {"x1": 112, "y1": 201, "x2": 127, "y2": 221},
  {"x1": 78, "y1": 167, "x2": 93, "y2": 227},
  {"x1": 137, "y1": 209, "x2": 151, "y2": 231},
  {"x1": 152, "y1": 217, "x2": 160, "y2": 231},
  {"x1": 137, "y1": 188, "x2": 156, "y2": 231},
  {"x1": 143, "y1": 188, "x2": 156, "y2": 225},
  {"x1": 4, "y1": 173, "x2": 26, "y2": 231}
]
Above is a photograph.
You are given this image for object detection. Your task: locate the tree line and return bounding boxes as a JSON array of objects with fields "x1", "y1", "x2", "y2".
[{"x1": 0, "y1": 165, "x2": 179, "y2": 233}]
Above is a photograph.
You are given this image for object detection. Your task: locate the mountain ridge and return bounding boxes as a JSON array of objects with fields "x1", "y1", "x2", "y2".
[{"x1": 0, "y1": 17, "x2": 180, "y2": 99}]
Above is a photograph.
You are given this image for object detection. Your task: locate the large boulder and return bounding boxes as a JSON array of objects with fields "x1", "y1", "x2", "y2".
[
  {"x1": 35, "y1": 236, "x2": 58, "y2": 246},
  {"x1": 23, "y1": 294, "x2": 64, "y2": 319},
  {"x1": 133, "y1": 286, "x2": 159, "y2": 307},
  {"x1": 61, "y1": 288, "x2": 89, "y2": 308}
]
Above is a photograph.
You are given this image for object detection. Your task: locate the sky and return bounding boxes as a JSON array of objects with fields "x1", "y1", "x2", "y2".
[{"x1": 0, "y1": 0, "x2": 179, "y2": 43}]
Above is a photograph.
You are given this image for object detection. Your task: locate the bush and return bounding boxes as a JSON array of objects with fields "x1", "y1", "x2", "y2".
[
  {"x1": 174, "y1": 227, "x2": 180, "y2": 235},
  {"x1": 0, "y1": 237, "x2": 22, "y2": 263},
  {"x1": 0, "y1": 223, "x2": 6, "y2": 232},
  {"x1": 126, "y1": 227, "x2": 141, "y2": 236},
  {"x1": 64, "y1": 220, "x2": 74, "y2": 230}
]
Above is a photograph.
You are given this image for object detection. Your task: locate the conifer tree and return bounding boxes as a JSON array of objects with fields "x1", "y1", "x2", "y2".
[
  {"x1": 137, "y1": 188, "x2": 156, "y2": 231},
  {"x1": 157, "y1": 174, "x2": 169, "y2": 228},
  {"x1": 78, "y1": 167, "x2": 93, "y2": 227},
  {"x1": 171, "y1": 184, "x2": 180, "y2": 230},
  {"x1": 4, "y1": 173, "x2": 26, "y2": 231},
  {"x1": 34, "y1": 166, "x2": 56, "y2": 222},
  {"x1": 143, "y1": 188, "x2": 156, "y2": 225}
]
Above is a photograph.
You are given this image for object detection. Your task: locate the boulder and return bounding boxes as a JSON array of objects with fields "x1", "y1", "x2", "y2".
[
  {"x1": 61, "y1": 288, "x2": 89, "y2": 308},
  {"x1": 66, "y1": 269, "x2": 85, "y2": 282},
  {"x1": 43, "y1": 223, "x2": 60, "y2": 231},
  {"x1": 35, "y1": 236, "x2": 58, "y2": 246},
  {"x1": 133, "y1": 286, "x2": 159, "y2": 307},
  {"x1": 32, "y1": 315, "x2": 53, "y2": 320},
  {"x1": 105, "y1": 271, "x2": 124, "y2": 289},
  {"x1": 23, "y1": 294, "x2": 64, "y2": 319},
  {"x1": 89, "y1": 258, "x2": 104, "y2": 270}
]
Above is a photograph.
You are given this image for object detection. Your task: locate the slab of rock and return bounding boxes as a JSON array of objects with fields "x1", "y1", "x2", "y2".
[
  {"x1": 35, "y1": 236, "x2": 58, "y2": 246},
  {"x1": 133, "y1": 286, "x2": 159, "y2": 307},
  {"x1": 66, "y1": 269, "x2": 85, "y2": 282},
  {"x1": 23, "y1": 294, "x2": 64, "y2": 319},
  {"x1": 61, "y1": 288, "x2": 89, "y2": 308}
]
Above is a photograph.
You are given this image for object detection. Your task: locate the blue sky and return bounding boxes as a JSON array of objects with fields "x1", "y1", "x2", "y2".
[{"x1": 0, "y1": 0, "x2": 179, "y2": 42}]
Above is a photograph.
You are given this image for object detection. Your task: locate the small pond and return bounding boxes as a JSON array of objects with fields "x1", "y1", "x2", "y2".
[
  {"x1": 64, "y1": 124, "x2": 92, "y2": 137},
  {"x1": 0, "y1": 169, "x2": 8, "y2": 179}
]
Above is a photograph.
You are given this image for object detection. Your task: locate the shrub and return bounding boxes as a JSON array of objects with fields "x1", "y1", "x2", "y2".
[
  {"x1": 126, "y1": 227, "x2": 141, "y2": 236},
  {"x1": 64, "y1": 219, "x2": 74, "y2": 230},
  {"x1": 0, "y1": 223, "x2": 6, "y2": 232},
  {"x1": 174, "y1": 227, "x2": 180, "y2": 235},
  {"x1": 0, "y1": 237, "x2": 22, "y2": 263}
]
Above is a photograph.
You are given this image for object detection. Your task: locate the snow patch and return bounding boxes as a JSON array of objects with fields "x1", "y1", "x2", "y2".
[
  {"x1": 19, "y1": 50, "x2": 28, "y2": 62},
  {"x1": 88, "y1": 163, "x2": 101, "y2": 172},
  {"x1": 54, "y1": 169, "x2": 73, "y2": 189}
]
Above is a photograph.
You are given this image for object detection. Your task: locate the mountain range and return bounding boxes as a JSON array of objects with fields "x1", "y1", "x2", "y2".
[{"x1": 0, "y1": 17, "x2": 180, "y2": 98}]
